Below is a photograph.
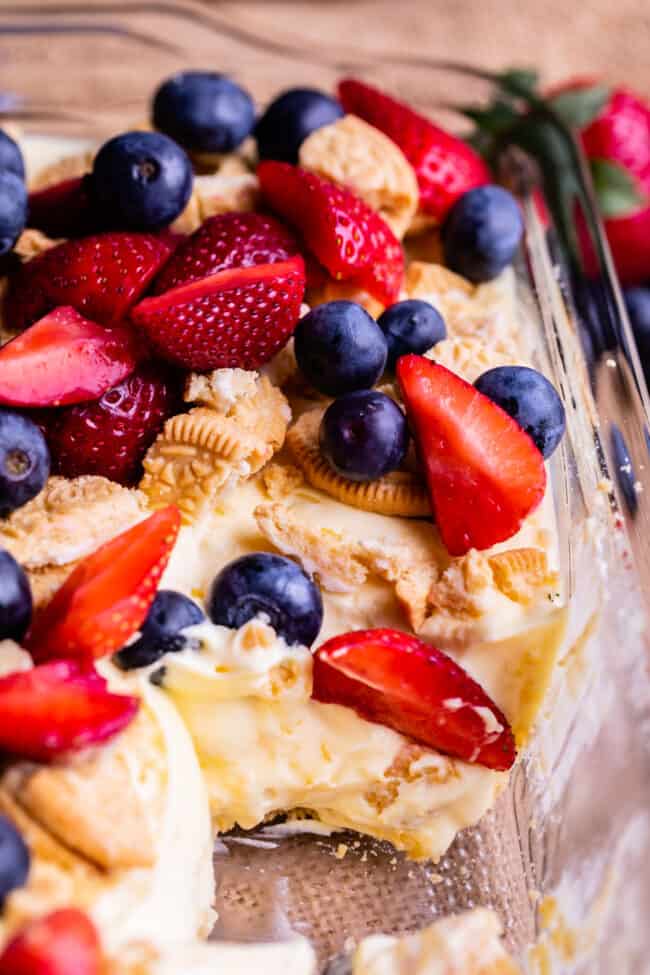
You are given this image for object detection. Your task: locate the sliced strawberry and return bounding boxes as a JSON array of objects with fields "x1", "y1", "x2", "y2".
[
  {"x1": 258, "y1": 161, "x2": 404, "y2": 306},
  {"x1": 338, "y1": 78, "x2": 489, "y2": 223},
  {"x1": 28, "y1": 176, "x2": 98, "y2": 239},
  {"x1": 5, "y1": 231, "x2": 174, "y2": 331},
  {"x1": 25, "y1": 505, "x2": 180, "y2": 664},
  {"x1": 0, "y1": 306, "x2": 141, "y2": 408},
  {"x1": 40, "y1": 361, "x2": 179, "y2": 485},
  {"x1": 0, "y1": 662, "x2": 138, "y2": 761},
  {"x1": 131, "y1": 255, "x2": 305, "y2": 370},
  {"x1": 152, "y1": 211, "x2": 299, "y2": 294},
  {"x1": 397, "y1": 356, "x2": 546, "y2": 556},
  {"x1": 313, "y1": 628, "x2": 515, "y2": 771},
  {"x1": 0, "y1": 908, "x2": 103, "y2": 974}
]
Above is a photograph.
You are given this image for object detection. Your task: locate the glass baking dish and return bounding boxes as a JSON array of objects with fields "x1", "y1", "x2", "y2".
[{"x1": 1, "y1": 4, "x2": 649, "y2": 972}]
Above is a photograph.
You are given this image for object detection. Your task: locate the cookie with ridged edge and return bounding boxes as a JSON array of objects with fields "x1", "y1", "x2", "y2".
[
  {"x1": 0, "y1": 476, "x2": 147, "y2": 570},
  {"x1": 488, "y1": 547, "x2": 558, "y2": 604},
  {"x1": 286, "y1": 408, "x2": 430, "y2": 517}
]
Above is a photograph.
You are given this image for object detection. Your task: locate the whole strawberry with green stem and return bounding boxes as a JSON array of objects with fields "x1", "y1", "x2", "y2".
[
  {"x1": 552, "y1": 80, "x2": 650, "y2": 285},
  {"x1": 464, "y1": 70, "x2": 650, "y2": 285}
]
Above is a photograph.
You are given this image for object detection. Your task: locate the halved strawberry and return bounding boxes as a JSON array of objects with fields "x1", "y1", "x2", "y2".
[
  {"x1": 0, "y1": 908, "x2": 103, "y2": 974},
  {"x1": 28, "y1": 176, "x2": 98, "y2": 239},
  {"x1": 25, "y1": 505, "x2": 180, "y2": 664},
  {"x1": 41, "y1": 361, "x2": 179, "y2": 485},
  {"x1": 0, "y1": 662, "x2": 138, "y2": 761},
  {"x1": 5, "y1": 231, "x2": 174, "y2": 331},
  {"x1": 131, "y1": 255, "x2": 305, "y2": 370},
  {"x1": 313, "y1": 628, "x2": 515, "y2": 771},
  {"x1": 152, "y1": 211, "x2": 299, "y2": 294},
  {"x1": 397, "y1": 356, "x2": 546, "y2": 556},
  {"x1": 338, "y1": 78, "x2": 490, "y2": 222},
  {"x1": 0, "y1": 306, "x2": 141, "y2": 408},
  {"x1": 258, "y1": 161, "x2": 404, "y2": 306}
]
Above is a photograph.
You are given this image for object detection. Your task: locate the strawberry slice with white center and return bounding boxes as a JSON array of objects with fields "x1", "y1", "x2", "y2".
[
  {"x1": 25, "y1": 505, "x2": 180, "y2": 664},
  {"x1": 152, "y1": 211, "x2": 300, "y2": 294},
  {"x1": 0, "y1": 306, "x2": 141, "y2": 407},
  {"x1": 313, "y1": 628, "x2": 515, "y2": 771},
  {"x1": 0, "y1": 662, "x2": 138, "y2": 762},
  {"x1": 258, "y1": 161, "x2": 404, "y2": 306},
  {"x1": 131, "y1": 255, "x2": 305, "y2": 370},
  {"x1": 0, "y1": 908, "x2": 103, "y2": 974},
  {"x1": 5, "y1": 231, "x2": 174, "y2": 331},
  {"x1": 397, "y1": 356, "x2": 546, "y2": 556},
  {"x1": 338, "y1": 78, "x2": 490, "y2": 223}
]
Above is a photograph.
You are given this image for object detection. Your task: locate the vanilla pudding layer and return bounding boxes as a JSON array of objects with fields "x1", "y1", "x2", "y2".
[{"x1": 160, "y1": 471, "x2": 565, "y2": 860}]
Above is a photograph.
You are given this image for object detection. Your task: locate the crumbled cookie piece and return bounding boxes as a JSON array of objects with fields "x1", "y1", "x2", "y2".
[
  {"x1": 28, "y1": 150, "x2": 95, "y2": 191},
  {"x1": 184, "y1": 368, "x2": 259, "y2": 413},
  {"x1": 261, "y1": 338, "x2": 299, "y2": 388},
  {"x1": 255, "y1": 501, "x2": 369, "y2": 591},
  {"x1": 141, "y1": 375, "x2": 290, "y2": 524},
  {"x1": 426, "y1": 336, "x2": 518, "y2": 384},
  {"x1": 262, "y1": 463, "x2": 305, "y2": 500},
  {"x1": 141, "y1": 408, "x2": 256, "y2": 523},
  {"x1": 255, "y1": 499, "x2": 440, "y2": 595},
  {"x1": 0, "y1": 476, "x2": 147, "y2": 569},
  {"x1": 352, "y1": 908, "x2": 522, "y2": 975},
  {"x1": 13, "y1": 228, "x2": 61, "y2": 261},
  {"x1": 306, "y1": 278, "x2": 385, "y2": 318},
  {"x1": 28, "y1": 563, "x2": 79, "y2": 610},
  {"x1": 286, "y1": 409, "x2": 430, "y2": 517},
  {"x1": 406, "y1": 262, "x2": 523, "y2": 358},
  {"x1": 405, "y1": 210, "x2": 440, "y2": 238},
  {"x1": 171, "y1": 166, "x2": 259, "y2": 232},
  {"x1": 398, "y1": 547, "x2": 559, "y2": 647},
  {"x1": 0, "y1": 641, "x2": 32, "y2": 678},
  {"x1": 2, "y1": 703, "x2": 164, "y2": 871},
  {"x1": 488, "y1": 547, "x2": 558, "y2": 604},
  {"x1": 299, "y1": 114, "x2": 418, "y2": 238}
]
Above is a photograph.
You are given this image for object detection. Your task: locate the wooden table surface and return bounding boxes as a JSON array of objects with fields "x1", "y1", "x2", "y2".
[{"x1": 219, "y1": 0, "x2": 650, "y2": 92}]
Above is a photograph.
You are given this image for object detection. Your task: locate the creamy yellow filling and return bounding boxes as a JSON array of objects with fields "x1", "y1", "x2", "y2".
[{"x1": 160, "y1": 472, "x2": 565, "y2": 860}]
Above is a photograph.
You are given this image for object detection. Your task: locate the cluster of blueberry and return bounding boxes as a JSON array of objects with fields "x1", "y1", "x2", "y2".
[{"x1": 295, "y1": 295, "x2": 565, "y2": 492}]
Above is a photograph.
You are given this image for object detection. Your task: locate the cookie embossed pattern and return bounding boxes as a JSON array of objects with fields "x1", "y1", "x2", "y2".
[{"x1": 0, "y1": 9, "x2": 647, "y2": 974}]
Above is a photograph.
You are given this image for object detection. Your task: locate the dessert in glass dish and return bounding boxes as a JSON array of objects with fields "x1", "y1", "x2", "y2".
[{"x1": 0, "y1": 66, "x2": 590, "y2": 972}]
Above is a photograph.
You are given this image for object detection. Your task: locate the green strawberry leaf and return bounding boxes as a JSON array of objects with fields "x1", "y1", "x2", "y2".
[
  {"x1": 548, "y1": 85, "x2": 611, "y2": 129},
  {"x1": 496, "y1": 68, "x2": 539, "y2": 99},
  {"x1": 590, "y1": 158, "x2": 645, "y2": 218},
  {"x1": 458, "y1": 100, "x2": 519, "y2": 135}
]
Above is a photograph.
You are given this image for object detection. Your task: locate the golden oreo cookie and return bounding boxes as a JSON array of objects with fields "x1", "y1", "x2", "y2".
[{"x1": 286, "y1": 409, "x2": 430, "y2": 517}]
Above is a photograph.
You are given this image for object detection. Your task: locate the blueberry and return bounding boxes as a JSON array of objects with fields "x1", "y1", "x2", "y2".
[
  {"x1": 623, "y1": 286, "x2": 650, "y2": 386},
  {"x1": 474, "y1": 365, "x2": 565, "y2": 458},
  {"x1": 91, "y1": 131, "x2": 193, "y2": 231},
  {"x1": 208, "y1": 553, "x2": 323, "y2": 647},
  {"x1": 377, "y1": 300, "x2": 446, "y2": 369},
  {"x1": 0, "y1": 550, "x2": 32, "y2": 642},
  {"x1": 442, "y1": 185, "x2": 523, "y2": 284},
  {"x1": 320, "y1": 390, "x2": 409, "y2": 481},
  {"x1": 0, "y1": 171, "x2": 27, "y2": 257},
  {"x1": 153, "y1": 71, "x2": 255, "y2": 153},
  {"x1": 0, "y1": 410, "x2": 50, "y2": 516},
  {"x1": 294, "y1": 301, "x2": 387, "y2": 396},
  {"x1": 255, "y1": 88, "x2": 344, "y2": 164},
  {"x1": 114, "y1": 590, "x2": 205, "y2": 670},
  {"x1": 0, "y1": 815, "x2": 29, "y2": 903},
  {"x1": 0, "y1": 130, "x2": 25, "y2": 181}
]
